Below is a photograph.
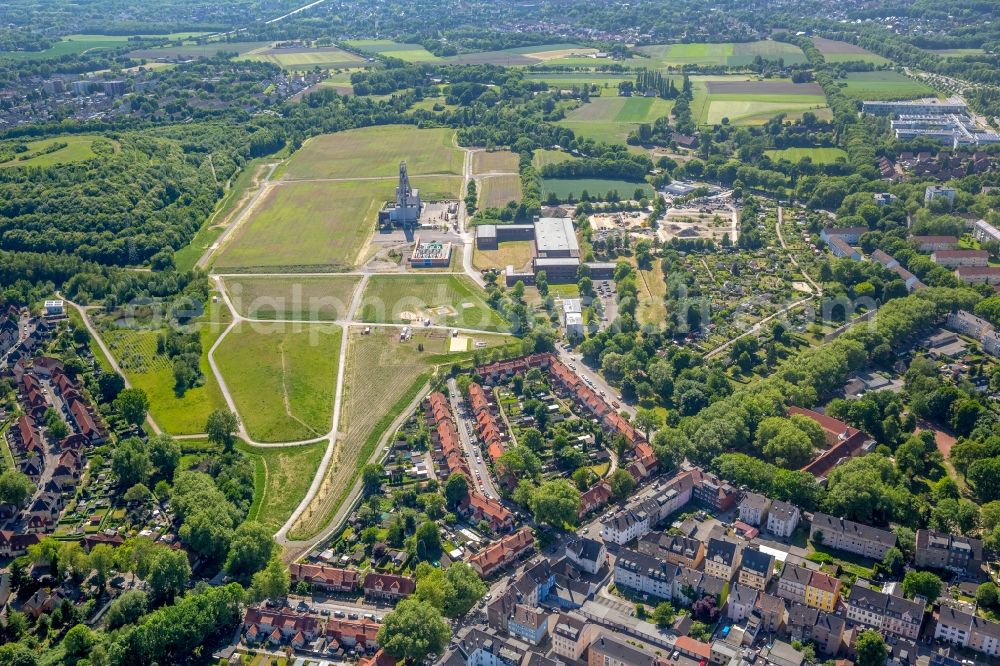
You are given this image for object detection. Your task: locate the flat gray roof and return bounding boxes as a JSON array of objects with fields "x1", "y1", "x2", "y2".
[
  {"x1": 476, "y1": 225, "x2": 497, "y2": 238},
  {"x1": 534, "y1": 257, "x2": 581, "y2": 267},
  {"x1": 534, "y1": 218, "x2": 579, "y2": 255}
]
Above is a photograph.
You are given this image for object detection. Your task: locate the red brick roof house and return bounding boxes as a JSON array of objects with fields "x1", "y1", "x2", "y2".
[
  {"x1": 326, "y1": 617, "x2": 381, "y2": 649},
  {"x1": 363, "y1": 572, "x2": 415, "y2": 601},
  {"x1": 462, "y1": 492, "x2": 514, "y2": 532},
  {"x1": 69, "y1": 399, "x2": 105, "y2": 444},
  {"x1": 32, "y1": 356, "x2": 64, "y2": 378},
  {"x1": 579, "y1": 480, "x2": 613, "y2": 517},
  {"x1": 21, "y1": 588, "x2": 65, "y2": 619},
  {"x1": 427, "y1": 392, "x2": 452, "y2": 424},
  {"x1": 0, "y1": 530, "x2": 40, "y2": 557},
  {"x1": 15, "y1": 415, "x2": 43, "y2": 455},
  {"x1": 59, "y1": 433, "x2": 88, "y2": 451},
  {"x1": 359, "y1": 649, "x2": 396, "y2": 666},
  {"x1": 52, "y1": 370, "x2": 76, "y2": 396},
  {"x1": 81, "y1": 533, "x2": 124, "y2": 551},
  {"x1": 289, "y1": 563, "x2": 359, "y2": 593},
  {"x1": 468, "y1": 526, "x2": 534, "y2": 577},
  {"x1": 243, "y1": 608, "x2": 321, "y2": 644},
  {"x1": 788, "y1": 406, "x2": 873, "y2": 480},
  {"x1": 52, "y1": 449, "x2": 82, "y2": 487},
  {"x1": 475, "y1": 354, "x2": 552, "y2": 384}
]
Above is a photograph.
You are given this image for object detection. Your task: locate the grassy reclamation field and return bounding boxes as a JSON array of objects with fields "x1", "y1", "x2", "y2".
[
  {"x1": 277, "y1": 125, "x2": 463, "y2": 180},
  {"x1": 838, "y1": 71, "x2": 937, "y2": 100},
  {"x1": 240, "y1": 440, "x2": 326, "y2": 534},
  {"x1": 214, "y1": 176, "x2": 461, "y2": 271},
  {"x1": 0, "y1": 34, "x2": 138, "y2": 60},
  {"x1": 811, "y1": 37, "x2": 889, "y2": 64},
  {"x1": 345, "y1": 39, "x2": 442, "y2": 62},
  {"x1": 524, "y1": 72, "x2": 633, "y2": 92},
  {"x1": 765, "y1": 147, "x2": 848, "y2": 164},
  {"x1": 222, "y1": 275, "x2": 361, "y2": 320},
  {"x1": 101, "y1": 296, "x2": 230, "y2": 435},
  {"x1": 557, "y1": 95, "x2": 674, "y2": 143},
  {"x1": 542, "y1": 177, "x2": 654, "y2": 201},
  {"x1": 344, "y1": 40, "x2": 596, "y2": 66},
  {"x1": 479, "y1": 175, "x2": 522, "y2": 208},
  {"x1": 239, "y1": 46, "x2": 366, "y2": 70},
  {"x1": 472, "y1": 150, "x2": 519, "y2": 174},
  {"x1": 289, "y1": 327, "x2": 517, "y2": 540},
  {"x1": 359, "y1": 274, "x2": 509, "y2": 331},
  {"x1": 472, "y1": 240, "x2": 534, "y2": 271},
  {"x1": 636, "y1": 40, "x2": 807, "y2": 67},
  {"x1": 532, "y1": 149, "x2": 578, "y2": 169},
  {"x1": 0, "y1": 135, "x2": 117, "y2": 168},
  {"x1": 128, "y1": 41, "x2": 271, "y2": 59},
  {"x1": 215, "y1": 323, "x2": 342, "y2": 442}
]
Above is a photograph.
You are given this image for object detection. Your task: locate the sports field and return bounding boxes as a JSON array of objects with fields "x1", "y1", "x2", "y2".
[
  {"x1": 100, "y1": 296, "x2": 230, "y2": 435},
  {"x1": 765, "y1": 147, "x2": 848, "y2": 164},
  {"x1": 811, "y1": 37, "x2": 889, "y2": 64},
  {"x1": 215, "y1": 323, "x2": 342, "y2": 442},
  {"x1": 359, "y1": 275, "x2": 509, "y2": 331},
  {"x1": 690, "y1": 78, "x2": 828, "y2": 125},
  {"x1": 344, "y1": 39, "x2": 441, "y2": 62},
  {"x1": 479, "y1": 175, "x2": 522, "y2": 208},
  {"x1": 222, "y1": 276, "x2": 361, "y2": 320},
  {"x1": 128, "y1": 41, "x2": 270, "y2": 59},
  {"x1": 541, "y1": 178, "x2": 654, "y2": 202},
  {"x1": 240, "y1": 46, "x2": 366, "y2": 70},
  {"x1": 288, "y1": 327, "x2": 517, "y2": 539},
  {"x1": 838, "y1": 71, "x2": 936, "y2": 100},
  {"x1": 239, "y1": 440, "x2": 326, "y2": 534},
  {"x1": 277, "y1": 125, "x2": 462, "y2": 180},
  {"x1": 557, "y1": 96, "x2": 674, "y2": 143},
  {"x1": 214, "y1": 176, "x2": 460, "y2": 271},
  {"x1": 636, "y1": 40, "x2": 807, "y2": 67},
  {"x1": 473, "y1": 150, "x2": 519, "y2": 174},
  {"x1": 0, "y1": 134, "x2": 116, "y2": 168}
]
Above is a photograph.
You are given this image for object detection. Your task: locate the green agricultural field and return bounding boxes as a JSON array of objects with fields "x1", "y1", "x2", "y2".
[
  {"x1": 359, "y1": 275, "x2": 508, "y2": 331},
  {"x1": 929, "y1": 48, "x2": 986, "y2": 58},
  {"x1": 523, "y1": 72, "x2": 632, "y2": 92},
  {"x1": 0, "y1": 134, "x2": 117, "y2": 168},
  {"x1": 100, "y1": 295, "x2": 230, "y2": 435},
  {"x1": 636, "y1": 40, "x2": 807, "y2": 67},
  {"x1": 215, "y1": 323, "x2": 342, "y2": 442},
  {"x1": 240, "y1": 46, "x2": 366, "y2": 70},
  {"x1": 214, "y1": 176, "x2": 461, "y2": 271},
  {"x1": 542, "y1": 178, "x2": 654, "y2": 201},
  {"x1": 128, "y1": 41, "x2": 270, "y2": 59},
  {"x1": 557, "y1": 96, "x2": 674, "y2": 144},
  {"x1": 765, "y1": 147, "x2": 848, "y2": 164},
  {"x1": 344, "y1": 39, "x2": 441, "y2": 62},
  {"x1": 277, "y1": 125, "x2": 462, "y2": 180},
  {"x1": 811, "y1": 37, "x2": 889, "y2": 64},
  {"x1": 239, "y1": 440, "x2": 325, "y2": 534},
  {"x1": 479, "y1": 175, "x2": 522, "y2": 208},
  {"x1": 222, "y1": 276, "x2": 361, "y2": 320},
  {"x1": 689, "y1": 79, "x2": 829, "y2": 125},
  {"x1": 839, "y1": 71, "x2": 936, "y2": 100},
  {"x1": 532, "y1": 149, "x2": 578, "y2": 169}
]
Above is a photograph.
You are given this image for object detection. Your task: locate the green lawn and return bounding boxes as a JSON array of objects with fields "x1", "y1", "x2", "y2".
[
  {"x1": 344, "y1": 39, "x2": 442, "y2": 62},
  {"x1": 101, "y1": 295, "x2": 230, "y2": 435},
  {"x1": 839, "y1": 71, "x2": 937, "y2": 100},
  {"x1": 928, "y1": 48, "x2": 987, "y2": 58},
  {"x1": 532, "y1": 149, "x2": 578, "y2": 169},
  {"x1": 239, "y1": 439, "x2": 326, "y2": 534},
  {"x1": 523, "y1": 72, "x2": 632, "y2": 91},
  {"x1": 0, "y1": 135, "x2": 116, "y2": 168},
  {"x1": 277, "y1": 125, "x2": 462, "y2": 180},
  {"x1": 541, "y1": 177, "x2": 654, "y2": 202},
  {"x1": 811, "y1": 37, "x2": 889, "y2": 64},
  {"x1": 0, "y1": 34, "x2": 132, "y2": 60},
  {"x1": 359, "y1": 275, "x2": 509, "y2": 331},
  {"x1": 765, "y1": 147, "x2": 848, "y2": 164},
  {"x1": 128, "y1": 41, "x2": 271, "y2": 59},
  {"x1": 557, "y1": 96, "x2": 674, "y2": 144},
  {"x1": 215, "y1": 323, "x2": 342, "y2": 442}
]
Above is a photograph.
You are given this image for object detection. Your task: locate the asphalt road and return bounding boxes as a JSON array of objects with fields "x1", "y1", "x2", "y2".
[{"x1": 446, "y1": 377, "x2": 500, "y2": 498}]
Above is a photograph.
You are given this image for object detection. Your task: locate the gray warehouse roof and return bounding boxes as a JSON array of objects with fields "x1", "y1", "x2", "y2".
[
  {"x1": 476, "y1": 224, "x2": 497, "y2": 239},
  {"x1": 534, "y1": 218, "x2": 579, "y2": 255}
]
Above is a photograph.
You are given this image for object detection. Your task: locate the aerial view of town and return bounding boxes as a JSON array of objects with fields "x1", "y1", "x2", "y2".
[{"x1": 0, "y1": 0, "x2": 1000, "y2": 665}]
